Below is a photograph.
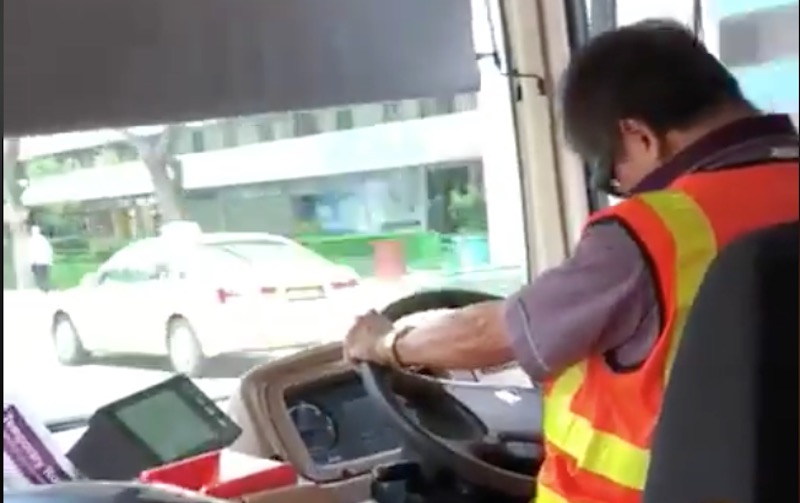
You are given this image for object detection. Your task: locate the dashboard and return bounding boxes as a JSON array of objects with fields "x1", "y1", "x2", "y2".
[
  {"x1": 227, "y1": 342, "x2": 408, "y2": 489},
  {"x1": 226, "y1": 341, "x2": 532, "y2": 503},
  {"x1": 284, "y1": 373, "x2": 402, "y2": 466}
]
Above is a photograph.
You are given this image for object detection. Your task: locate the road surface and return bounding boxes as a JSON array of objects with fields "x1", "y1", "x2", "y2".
[
  {"x1": 3, "y1": 267, "x2": 527, "y2": 423},
  {"x1": 3, "y1": 301, "x2": 244, "y2": 423},
  {"x1": 3, "y1": 289, "x2": 329, "y2": 423}
]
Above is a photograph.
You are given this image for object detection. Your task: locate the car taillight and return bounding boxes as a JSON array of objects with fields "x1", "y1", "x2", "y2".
[
  {"x1": 216, "y1": 288, "x2": 240, "y2": 304},
  {"x1": 331, "y1": 278, "x2": 359, "y2": 289},
  {"x1": 260, "y1": 286, "x2": 278, "y2": 295}
]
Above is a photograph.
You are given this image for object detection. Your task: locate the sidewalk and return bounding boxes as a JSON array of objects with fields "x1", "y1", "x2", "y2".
[{"x1": 4, "y1": 289, "x2": 55, "y2": 319}]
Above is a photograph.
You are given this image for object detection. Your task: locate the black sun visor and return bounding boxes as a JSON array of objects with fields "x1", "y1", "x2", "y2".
[{"x1": 3, "y1": 0, "x2": 479, "y2": 137}]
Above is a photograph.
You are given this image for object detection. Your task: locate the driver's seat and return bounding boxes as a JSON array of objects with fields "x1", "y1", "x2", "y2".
[{"x1": 643, "y1": 221, "x2": 799, "y2": 503}]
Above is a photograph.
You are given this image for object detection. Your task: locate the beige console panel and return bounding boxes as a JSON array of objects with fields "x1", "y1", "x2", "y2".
[
  {"x1": 225, "y1": 340, "x2": 493, "y2": 503},
  {"x1": 242, "y1": 484, "x2": 336, "y2": 503},
  {"x1": 227, "y1": 341, "x2": 483, "y2": 462},
  {"x1": 226, "y1": 342, "x2": 397, "y2": 503},
  {"x1": 227, "y1": 342, "x2": 344, "y2": 460},
  {"x1": 240, "y1": 478, "x2": 385, "y2": 503}
]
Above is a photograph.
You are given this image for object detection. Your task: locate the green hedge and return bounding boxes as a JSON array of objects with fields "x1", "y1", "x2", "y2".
[
  {"x1": 51, "y1": 260, "x2": 97, "y2": 289},
  {"x1": 47, "y1": 235, "x2": 117, "y2": 288},
  {"x1": 48, "y1": 231, "x2": 471, "y2": 289}
]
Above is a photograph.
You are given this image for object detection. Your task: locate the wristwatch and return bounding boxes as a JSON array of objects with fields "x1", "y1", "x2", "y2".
[{"x1": 379, "y1": 326, "x2": 413, "y2": 368}]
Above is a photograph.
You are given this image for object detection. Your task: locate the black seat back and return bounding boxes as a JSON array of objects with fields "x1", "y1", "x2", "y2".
[{"x1": 644, "y1": 221, "x2": 799, "y2": 503}]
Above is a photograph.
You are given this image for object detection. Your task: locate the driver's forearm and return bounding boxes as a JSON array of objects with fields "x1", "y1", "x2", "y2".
[{"x1": 393, "y1": 301, "x2": 514, "y2": 370}]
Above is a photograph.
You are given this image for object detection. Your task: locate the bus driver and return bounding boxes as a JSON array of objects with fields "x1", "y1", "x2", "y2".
[{"x1": 343, "y1": 20, "x2": 800, "y2": 503}]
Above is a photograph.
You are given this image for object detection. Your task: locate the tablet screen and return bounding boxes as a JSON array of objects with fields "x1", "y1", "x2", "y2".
[{"x1": 114, "y1": 389, "x2": 217, "y2": 462}]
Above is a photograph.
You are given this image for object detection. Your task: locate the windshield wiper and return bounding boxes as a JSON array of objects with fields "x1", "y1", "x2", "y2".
[{"x1": 46, "y1": 415, "x2": 92, "y2": 434}]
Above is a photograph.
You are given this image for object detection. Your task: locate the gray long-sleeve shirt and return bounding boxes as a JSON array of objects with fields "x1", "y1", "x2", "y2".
[
  {"x1": 505, "y1": 222, "x2": 659, "y2": 381},
  {"x1": 503, "y1": 114, "x2": 798, "y2": 381}
]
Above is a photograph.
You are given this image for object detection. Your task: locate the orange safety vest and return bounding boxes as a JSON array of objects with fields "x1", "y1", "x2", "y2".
[{"x1": 534, "y1": 161, "x2": 799, "y2": 503}]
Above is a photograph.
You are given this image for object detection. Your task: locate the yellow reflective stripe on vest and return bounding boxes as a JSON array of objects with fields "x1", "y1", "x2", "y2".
[
  {"x1": 539, "y1": 190, "x2": 718, "y2": 496},
  {"x1": 639, "y1": 191, "x2": 718, "y2": 377},
  {"x1": 534, "y1": 485, "x2": 570, "y2": 503},
  {"x1": 543, "y1": 362, "x2": 650, "y2": 490}
]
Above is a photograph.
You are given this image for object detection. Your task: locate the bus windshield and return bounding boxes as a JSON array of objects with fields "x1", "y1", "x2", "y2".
[
  {"x1": 1, "y1": 0, "x2": 528, "y2": 425},
  {"x1": 3, "y1": 0, "x2": 796, "y2": 431}
]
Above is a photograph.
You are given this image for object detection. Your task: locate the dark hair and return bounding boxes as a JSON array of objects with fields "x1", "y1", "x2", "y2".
[{"x1": 561, "y1": 19, "x2": 747, "y2": 162}]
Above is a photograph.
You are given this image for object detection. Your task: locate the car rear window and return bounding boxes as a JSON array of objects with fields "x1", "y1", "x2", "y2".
[
  {"x1": 207, "y1": 240, "x2": 329, "y2": 266},
  {"x1": 168, "y1": 245, "x2": 252, "y2": 281}
]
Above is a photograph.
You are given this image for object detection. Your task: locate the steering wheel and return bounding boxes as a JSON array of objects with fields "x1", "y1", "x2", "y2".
[{"x1": 358, "y1": 289, "x2": 542, "y2": 498}]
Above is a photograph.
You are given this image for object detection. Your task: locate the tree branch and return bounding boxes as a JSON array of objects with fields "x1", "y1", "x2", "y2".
[
  {"x1": 4, "y1": 138, "x2": 21, "y2": 166},
  {"x1": 155, "y1": 125, "x2": 184, "y2": 160},
  {"x1": 121, "y1": 125, "x2": 184, "y2": 164},
  {"x1": 4, "y1": 138, "x2": 23, "y2": 206},
  {"x1": 120, "y1": 125, "x2": 187, "y2": 222},
  {"x1": 120, "y1": 129, "x2": 147, "y2": 149},
  {"x1": 3, "y1": 138, "x2": 28, "y2": 226}
]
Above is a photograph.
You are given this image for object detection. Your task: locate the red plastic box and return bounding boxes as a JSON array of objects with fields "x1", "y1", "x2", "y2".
[{"x1": 139, "y1": 450, "x2": 297, "y2": 499}]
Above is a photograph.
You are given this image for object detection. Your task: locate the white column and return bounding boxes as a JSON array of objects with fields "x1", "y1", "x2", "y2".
[
  {"x1": 473, "y1": 0, "x2": 527, "y2": 268},
  {"x1": 478, "y1": 62, "x2": 527, "y2": 268}
]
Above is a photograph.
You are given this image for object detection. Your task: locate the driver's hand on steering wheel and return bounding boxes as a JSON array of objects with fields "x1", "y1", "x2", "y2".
[
  {"x1": 343, "y1": 310, "x2": 396, "y2": 365},
  {"x1": 344, "y1": 311, "x2": 449, "y2": 380}
]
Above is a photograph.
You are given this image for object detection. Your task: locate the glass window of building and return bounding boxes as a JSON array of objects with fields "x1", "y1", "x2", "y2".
[
  {"x1": 292, "y1": 111, "x2": 321, "y2": 137},
  {"x1": 382, "y1": 103, "x2": 403, "y2": 121},
  {"x1": 255, "y1": 116, "x2": 275, "y2": 142},
  {"x1": 221, "y1": 119, "x2": 239, "y2": 148},
  {"x1": 191, "y1": 130, "x2": 206, "y2": 153},
  {"x1": 335, "y1": 108, "x2": 354, "y2": 130}
]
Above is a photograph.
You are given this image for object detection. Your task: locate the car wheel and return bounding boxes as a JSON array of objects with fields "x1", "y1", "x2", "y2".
[
  {"x1": 52, "y1": 313, "x2": 89, "y2": 365},
  {"x1": 166, "y1": 317, "x2": 205, "y2": 377}
]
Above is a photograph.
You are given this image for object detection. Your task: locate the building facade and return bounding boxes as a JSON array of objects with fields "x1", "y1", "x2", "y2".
[{"x1": 20, "y1": 95, "x2": 484, "y2": 244}]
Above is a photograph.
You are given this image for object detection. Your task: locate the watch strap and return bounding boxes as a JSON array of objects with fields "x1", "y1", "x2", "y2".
[{"x1": 382, "y1": 326, "x2": 412, "y2": 368}]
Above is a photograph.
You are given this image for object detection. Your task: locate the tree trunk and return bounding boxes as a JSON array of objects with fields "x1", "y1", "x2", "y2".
[
  {"x1": 3, "y1": 138, "x2": 35, "y2": 289},
  {"x1": 145, "y1": 156, "x2": 185, "y2": 222},
  {"x1": 124, "y1": 126, "x2": 187, "y2": 223}
]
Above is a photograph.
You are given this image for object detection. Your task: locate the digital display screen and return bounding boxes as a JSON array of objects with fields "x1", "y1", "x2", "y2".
[{"x1": 114, "y1": 389, "x2": 217, "y2": 462}]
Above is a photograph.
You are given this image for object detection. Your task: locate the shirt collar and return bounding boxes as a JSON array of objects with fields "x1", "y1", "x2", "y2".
[{"x1": 631, "y1": 114, "x2": 798, "y2": 194}]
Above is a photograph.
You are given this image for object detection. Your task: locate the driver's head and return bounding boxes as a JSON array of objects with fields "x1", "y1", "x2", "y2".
[{"x1": 560, "y1": 19, "x2": 755, "y2": 197}]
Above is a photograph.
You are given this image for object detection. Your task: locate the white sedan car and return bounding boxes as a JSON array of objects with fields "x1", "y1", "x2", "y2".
[{"x1": 49, "y1": 232, "x2": 363, "y2": 375}]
